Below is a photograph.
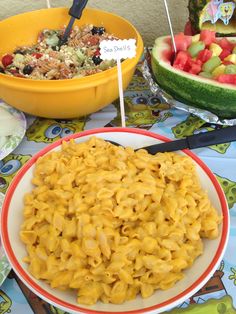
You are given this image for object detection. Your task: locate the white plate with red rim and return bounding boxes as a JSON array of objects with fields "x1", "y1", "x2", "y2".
[
  {"x1": 0, "y1": 192, "x2": 11, "y2": 286},
  {"x1": 0, "y1": 127, "x2": 230, "y2": 314}
]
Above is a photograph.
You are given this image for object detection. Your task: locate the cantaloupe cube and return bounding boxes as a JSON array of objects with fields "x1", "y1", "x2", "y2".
[{"x1": 209, "y1": 43, "x2": 223, "y2": 57}]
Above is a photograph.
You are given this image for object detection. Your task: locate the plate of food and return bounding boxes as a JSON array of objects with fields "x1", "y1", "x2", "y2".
[
  {"x1": 0, "y1": 101, "x2": 26, "y2": 161},
  {"x1": 0, "y1": 128, "x2": 229, "y2": 313},
  {"x1": 0, "y1": 192, "x2": 11, "y2": 285}
]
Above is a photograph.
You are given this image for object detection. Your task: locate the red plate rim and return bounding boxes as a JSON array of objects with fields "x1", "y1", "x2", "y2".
[{"x1": 0, "y1": 127, "x2": 229, "y2": 314}]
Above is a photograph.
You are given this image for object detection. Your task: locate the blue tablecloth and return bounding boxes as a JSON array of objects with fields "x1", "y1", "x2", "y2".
[{"x1": 0, "y1": 61, "x2": 236, "y2": 314}]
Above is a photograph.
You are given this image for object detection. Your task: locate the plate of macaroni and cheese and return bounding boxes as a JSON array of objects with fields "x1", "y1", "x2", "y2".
[{"x1": 0, "y1": 128, "x2": 229, "y2": 314}]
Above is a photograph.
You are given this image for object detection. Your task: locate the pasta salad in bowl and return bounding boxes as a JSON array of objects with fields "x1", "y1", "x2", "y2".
[
  {"x1": 0, "y1": 128, "x2": 229, "y2": 314},
  {"x1": 0, "y1": 8, "x2": 143, "y2": 118},
  {"x1": 0, "y1": 25, "x2": 119, "y2": 80}
]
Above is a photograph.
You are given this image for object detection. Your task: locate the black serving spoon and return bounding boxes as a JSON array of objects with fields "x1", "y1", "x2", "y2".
[
  {"x1": 59, "y1": 0, "x2": 88, "y2": 47},
  {"x1": 108, "y1": 125, "x2": 236, "y2": 154}
]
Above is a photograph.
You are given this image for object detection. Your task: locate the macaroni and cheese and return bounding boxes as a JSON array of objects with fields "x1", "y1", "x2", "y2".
[{"x1": 20, "y1": 137, "x2": 221, "y2": 305}]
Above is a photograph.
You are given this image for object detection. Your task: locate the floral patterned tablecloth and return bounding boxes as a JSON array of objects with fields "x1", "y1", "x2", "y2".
[{"x1": 0, "y1": 61, "x2": 236, "y2": 314}]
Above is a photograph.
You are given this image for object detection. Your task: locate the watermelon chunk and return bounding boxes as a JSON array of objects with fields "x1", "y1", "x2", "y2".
[
  {"x1": 188, "y1": 62, "x2": 202, "y2": 75},
  {"x1": 173, "y1": 51, "x2": 190, "y2": 70},
  {"x1": 218, "y1": 38, "x2": 234, "y2": 52},
  {"x1": 223, "y1": 60, "x2": 234, "y2": 66},
  {"x1": 197, "y1": 49, "x2": 212, "y2": 63},
  {"x1": 184, "y1": 59, "x2": 202, "y2": 74},
  {"x1": 173, "y1": 33, "x2": 192, "y2": 52},
  {"x1": 200, "y1": 30, "x2": 216, "y2": 46},
  {"x1": 219, "y1": 49, "x2": 231, "y2": 61},
  {"x1": 184, "y1": 21, "x2": 197, "y2": 36},
  {"x1": 217, "y1": 74, "x2": 236, "y2": 85}
]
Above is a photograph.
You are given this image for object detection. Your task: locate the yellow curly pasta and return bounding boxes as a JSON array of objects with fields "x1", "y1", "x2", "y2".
[{"x1": 20, "y1": 137, "x2": 221, "y2": 305}]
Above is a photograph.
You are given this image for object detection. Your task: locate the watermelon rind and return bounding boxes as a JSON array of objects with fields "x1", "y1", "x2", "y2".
[{"x1": 151, "y1": 36, "x2": 236, "y2": 119}]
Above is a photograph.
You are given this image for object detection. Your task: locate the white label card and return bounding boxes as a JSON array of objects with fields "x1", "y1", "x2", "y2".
[
  {"x1": 100, "y1": 39, "x2": 137, "y2": 60},
  {"x1": 99, "y1": 39, "x2": 136, "y2": 128}
]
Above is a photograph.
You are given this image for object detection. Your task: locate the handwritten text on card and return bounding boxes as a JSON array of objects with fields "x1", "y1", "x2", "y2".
[{"x1": 100, "y1": 39, "x2": 136, "y2": 60}]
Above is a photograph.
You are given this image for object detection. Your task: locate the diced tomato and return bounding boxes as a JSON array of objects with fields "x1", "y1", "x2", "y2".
[
  {"x1": 217, "y1": 74, "x2": 236, "y2": 85},
  {"x1": 200, "y1": 30, "x2": 216, "y2": 46},
  {"x1": 197, "y1": 49, "x2": 212, "y2": 63},
  {"x1": 32, "y1": 52, "x2": 43, "y2": 59},
  {"x1": 217, "y1": 38, "x2": 234, "y2": 52},
  {"x1": 173, "y1": 32, "x2": 192, "y2": 52},
  {"x1": 83, "y1": 35, "x2": 100, "y2": 46},
  {"x1": 2, "y1": 54, "x2": 14, "y2": 67},
  {"x1": 94, "y1": 49, "x2": 100, "y2": 56},
  {"x1": 219, "y1": 49, "x2": 231, "y2": 60},
  {"x1": 173, "y1": 51, "x2": 190, "y2": 70}
]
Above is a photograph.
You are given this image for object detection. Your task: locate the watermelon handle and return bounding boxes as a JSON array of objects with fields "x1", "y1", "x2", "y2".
[{"x1": 187, "y1": 125, "x2": 236, "y2": 149}]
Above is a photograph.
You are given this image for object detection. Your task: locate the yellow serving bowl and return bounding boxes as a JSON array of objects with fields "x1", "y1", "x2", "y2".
[{"x1": 0, "y1": 7, "x2": 143, "y2": 119}]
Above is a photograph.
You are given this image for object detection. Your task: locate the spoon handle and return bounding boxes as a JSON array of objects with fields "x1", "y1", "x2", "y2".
[
  {"x1": 143, "y1": 125, "x2": 236, "y2": 154},
  {"x1": 59, "y1": 0, "x2": 88, "y2": 46},
  {"x1": 69, "y1": 0, "x2": 88, "y2": 19},
  {"x1": 187, "y1": 125, "x2": 236, "y2": 149},
  {"x1": 106, "y1": 125, "x2": 236, "y2": 154}
]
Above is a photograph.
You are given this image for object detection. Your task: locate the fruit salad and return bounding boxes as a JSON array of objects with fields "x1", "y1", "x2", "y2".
[
  {"x1": 172, "y1": 30, "x2": 236, "y2": 86},
  {"x1": 0, "y1": 24, "x2": 118, "y2": 80}
]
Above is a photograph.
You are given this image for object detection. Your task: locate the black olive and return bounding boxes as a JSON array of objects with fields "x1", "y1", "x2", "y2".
[
  {"x1": 0, "y1": 66, "x2": 5, "y2": 73},
  {"x1": 23, "y1": 65, "x2": 33, "y2": 75},
  {"x1": 14, "y1": 49, "x2": 26, "y2": 55},
  {"x1": 52, "y1": 46, "x2": 59, "y2": 51},
  {"x1": 91, "y1": 26, "x2": 98, "y2": 35},
  {"x1": 98, "y1": 27, "x2": 105, "y2": 35},
  {"x1": 91, "y1": 26, "x2": 106, "y2": 36},
  {"x1": 92, "y1": 55, "x2": 102, "y2": 65}
]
